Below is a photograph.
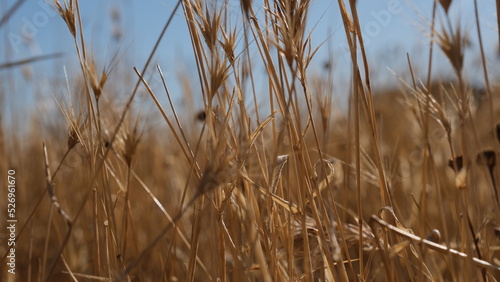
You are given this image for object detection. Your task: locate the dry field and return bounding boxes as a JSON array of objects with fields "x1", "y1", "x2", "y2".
[{"x1": 2, "y1": 0, "x2": 500, "y2": 281}]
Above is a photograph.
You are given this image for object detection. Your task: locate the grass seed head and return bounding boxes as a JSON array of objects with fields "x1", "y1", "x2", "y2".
[
  {"x1": 448, "y1": 155, "x2": 464, "y2": 172},
  {"x1": 122, "y1": 122, "x2": 141, "y2": 167},
  {"x1": 52, "y1": 0, "x2": 76, "y2": 38},
  {"x1": 435, "y1": 23, "x2": 468, "y2": 75},
  {"x1": 193, "y1": 2, "x2": 222, "y2": 52},
  {"x1": 220, "y1": 28, "x2": 236, "y2": 63},
  {"x1": 270, "y1": 155, "x2": 288, "y2": 193},
  {"x1": 196, "y1": 110, "x2": 207, "y2": 122},
  {"x1": 87, "y1": 58, "x2": 109, "y2": 101},
  {"x1": 197, "y1": 155, "x2": 234, "y2": 196},
  {"x1": 67, "y1": 125, "x2": 80, "y2": 150},
  {"x1": 494, "y1": 225, "x2": 500, "y2": 239},
  {"x1": 439, "y1": 0, "x2": 453, "y2": 13},
  {"x1": 313, "y1": 159, "x2": 335, "y2": 184},
  {"x1": 413, "y1": 87, "x2": 452, "y2": 135},
  {"x1": 208, "y1": 54, "x2": 230, "y2": 101},
  {"x1": 240, "y1": 0, "x2": 251, "y2": 16},
  {"x1": 476, "y1": 150, "x2": 497, "y2": 169}
]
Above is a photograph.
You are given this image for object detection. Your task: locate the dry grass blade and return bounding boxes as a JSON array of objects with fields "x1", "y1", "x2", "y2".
[
  {"x1": 0, "y1": 53, "x2": 63, "y2": 69},
  {"x1": 270, "y1": 154, "x2": 288, "y2": 193},
  {"x1": 311, "y1": 158, "x2": 336, "y2": 199},
  {"x1": 236, "y1": 164, "x2": 302, "y2": 214},
  {"x1": 157, "y1": 65, "x2": 199, "y2": 167},
  {"x1": 370, "y1": 215, "x2": 500, "y2": 272},
  {"x1": 256, "y1": 185, "x2": 301, "y2": 215},
  {"x1": 0, "y1": 0, "x2": 27, "y2": 29},
  {"x1": 249, "y1": 113, "x2": 277, "y2": 147}
]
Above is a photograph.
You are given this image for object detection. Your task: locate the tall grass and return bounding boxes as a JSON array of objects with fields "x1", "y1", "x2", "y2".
[{"x1": 2, "y1": 0, "x2": 500, "y2": 281}]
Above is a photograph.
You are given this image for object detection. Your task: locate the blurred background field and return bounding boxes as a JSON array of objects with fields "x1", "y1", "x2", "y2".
[{"x1": 2, "y1": 0, "x2": 500, "y2": 281}]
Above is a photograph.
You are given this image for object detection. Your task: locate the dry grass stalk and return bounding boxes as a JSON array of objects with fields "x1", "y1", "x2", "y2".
[
  {"x1": 370, "y1": 215, "x2": 500, "y2": 273},
  {"x1": 42, "y1": 144, "x2": 73, "y2": 281},
  {"x1": 0, "y1": 53, "x2": 63, "y2": 70},
  {"x1": 270, "y1": 154, "x2": 288, "y2": 194},
  {"x1": 311, "y1": 158, "x2": 336, "y2": 198}
]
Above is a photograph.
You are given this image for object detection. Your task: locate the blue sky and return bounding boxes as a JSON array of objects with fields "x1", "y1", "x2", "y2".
[{"x1": 1, "y1": 0, "x2": 499, "y2": 130}]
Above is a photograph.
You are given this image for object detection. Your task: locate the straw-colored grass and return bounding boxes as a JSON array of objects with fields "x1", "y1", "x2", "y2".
[{"x1": 2, "y1": 0, "x2": 500, "y2": 281}]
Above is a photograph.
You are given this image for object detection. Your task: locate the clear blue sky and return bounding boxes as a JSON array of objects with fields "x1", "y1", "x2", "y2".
[{"x1": 1, "y1": 0, "x2": 499, "y2": 130}]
